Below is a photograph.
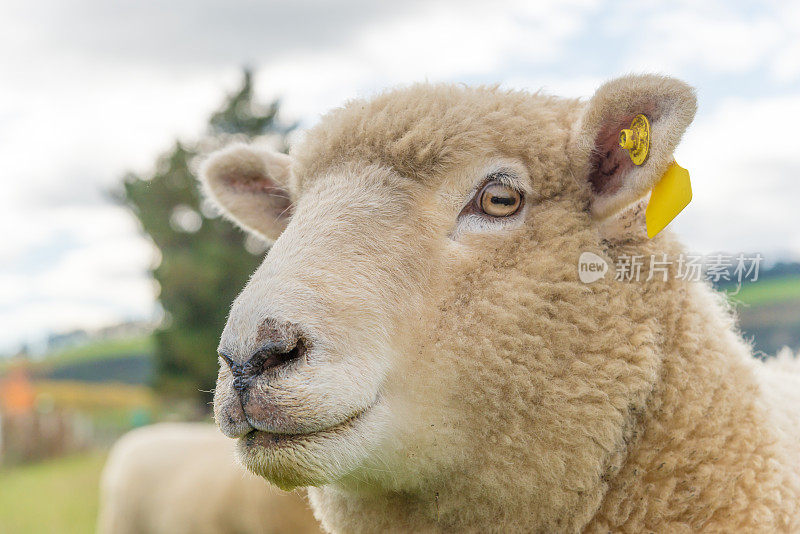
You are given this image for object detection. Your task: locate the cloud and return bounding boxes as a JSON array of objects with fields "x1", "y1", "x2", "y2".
[
  {"x1": 253, "y1": 0, "x2": 597, "y2": 121},
  {"x1": 0, "y1": 0, "x2": 420, "y2": 67},
  {"x1": 0, "y1": 67, "x2": 238, "y2": 210},
  {"x1": 1, "y1": 0, "x2": 799, "y2": 354},
  {"x1": 0, "y1": 205, "x2": 157, "y2": 352},
  {"x1": 599, "y1": 0, "x2": 800, "y2": 85},
  {"x1": 673, "y1": 94, "x2": 800, "y2": 256},
  {"x1": 617, "y1": 3, "x2": 779, "y2": 74}
]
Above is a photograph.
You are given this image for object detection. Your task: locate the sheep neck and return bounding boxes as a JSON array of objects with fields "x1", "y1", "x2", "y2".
[{"x1": 309, "y1": 258, "x2": 799, "y2": 532}]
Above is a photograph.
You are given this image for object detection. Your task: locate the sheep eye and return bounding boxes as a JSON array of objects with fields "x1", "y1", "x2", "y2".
[{"x1": 477, "y1": 182, "x2": 522, "y2": 217}]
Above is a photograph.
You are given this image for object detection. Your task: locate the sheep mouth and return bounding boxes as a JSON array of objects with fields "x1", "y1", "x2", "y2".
[{"x1": 242, "y1": 405, "x2": 372, "y2": 449}]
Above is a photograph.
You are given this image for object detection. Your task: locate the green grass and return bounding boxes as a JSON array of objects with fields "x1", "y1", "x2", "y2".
[
  {"x1": 0, "y1": 452, "x2": 106, "y2": 534},
  {"x1": 722, "y1": 275, "x2": 800, "y2": 306},
  {"x1": 43, "y1": 336, "x2": 154, "y2": 366},
  {"x1": 1, "y1": 335, "x2": 155, "y2": 375}
]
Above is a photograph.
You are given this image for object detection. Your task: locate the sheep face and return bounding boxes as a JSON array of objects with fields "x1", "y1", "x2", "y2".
[{"x1": 201, "y1": 76, "x2": 697, "y2": 520}]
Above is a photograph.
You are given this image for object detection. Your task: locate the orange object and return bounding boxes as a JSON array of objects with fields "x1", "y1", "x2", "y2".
[{"x1": 0, "y1": 367, "x2": 36, "y2": 415}]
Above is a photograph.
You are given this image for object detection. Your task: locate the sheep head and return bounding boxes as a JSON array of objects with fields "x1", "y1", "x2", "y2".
[{"x1": 200, "y1": 75, "x2": 697, "y2": 530}]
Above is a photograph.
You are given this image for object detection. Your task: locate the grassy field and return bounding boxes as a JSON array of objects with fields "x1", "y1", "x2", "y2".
[
  {"x1": 722, "y1": 274, "x2": 800, "y2": 306},
  {"x1": 42, "y1": 336, "x2": 154, "y2": 366},
  {"x1": 719, "y1": 275, "x2": 800, "y2": 355},
  {"x1": 0, "y1": 452, "x2": 106, "y2": 534},
  {"x1": 32, "y1": 380, "x2": 155, "y2": 411},
  {"x1": 1, "y1": 335, "x2": 154, "y2": 375},
  {"x1": 1, "y1": 335, "x2": 155, "y2": 386},
  {"x1": 33, "y1": 380, "x2": 157, "y2": 436}
]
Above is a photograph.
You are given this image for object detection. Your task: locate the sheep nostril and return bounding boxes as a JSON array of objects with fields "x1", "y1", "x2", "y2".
[
  {"x1": 219, "y1": 351, "x2": 249, "y2": 393},
  {"x1": 218, "y1": 338, "x2": 307, "y2": 396},
  {"x1": 217, "y1": 320, "x2": 309, "y2": 396},
  {"x1": 218, "y1": 351, "x2": 238, "y2": 371},
  {"x1": 246, "y1": 337, "x2": 307, "y2": 377}
]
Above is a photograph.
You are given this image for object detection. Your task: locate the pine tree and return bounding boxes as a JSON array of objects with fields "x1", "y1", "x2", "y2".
[{"x1": 122, "y1": 70, "x2": 294, "y2": 407}]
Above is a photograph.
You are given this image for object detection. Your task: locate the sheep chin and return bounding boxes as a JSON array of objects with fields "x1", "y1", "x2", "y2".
[{"x1": 235, "y1": 400, "x2": 387, "y2": 489}]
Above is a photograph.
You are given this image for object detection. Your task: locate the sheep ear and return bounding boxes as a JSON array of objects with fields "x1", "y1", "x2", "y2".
[
  {"x1": 200, "y1": 144, "x2": 293, "y2": 243},
  {"x1": 572, "y1": 74, "x2": 697, "y2": 227}
]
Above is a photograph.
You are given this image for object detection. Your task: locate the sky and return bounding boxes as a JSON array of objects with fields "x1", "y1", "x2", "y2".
[{"x1": 1, "y1": 0, "x2": 800, "y2": 353}]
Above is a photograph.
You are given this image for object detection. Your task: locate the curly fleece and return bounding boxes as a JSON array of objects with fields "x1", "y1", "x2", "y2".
[{"x1": 207, "y1": 75, "x2": 800, "y2": 533}]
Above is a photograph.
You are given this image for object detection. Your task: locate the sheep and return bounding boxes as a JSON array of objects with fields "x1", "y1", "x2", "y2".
[
  {"x1": 97, "y1": 423, "x2": 321, "y2": 534},
  {"x1": 199, "y1": 74, "x2": 800, "y2": 533}
]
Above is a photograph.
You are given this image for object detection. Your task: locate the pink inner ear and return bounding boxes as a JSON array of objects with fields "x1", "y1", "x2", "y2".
[
  {"x1": 588, "y1": 102, "x2": 659, "y2": 197},
  {"x1": 257, "y1": 183, "x2": 293, "y2": 219},
  {"x1": 226, "y1": 170, "x2": 293, "y2": 218},
  {"x1": 226, "y1": 167, "x2": 272, "y2": 192},
  {"x1": 588, "y1": 114, "x2": 636, "y2": 197}
]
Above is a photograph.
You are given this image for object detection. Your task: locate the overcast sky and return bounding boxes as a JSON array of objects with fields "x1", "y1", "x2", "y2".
[{"x1": 2, "y1": 0, "x2": 800, "y2": 353}]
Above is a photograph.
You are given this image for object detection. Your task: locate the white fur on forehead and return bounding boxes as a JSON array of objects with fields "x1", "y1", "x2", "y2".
[
  {"x1": 574, "y1": 74, "x2": 697, "y2": 220},
  {"x1": 290, "y1": 84, "x2": 584, "y2": 199}
]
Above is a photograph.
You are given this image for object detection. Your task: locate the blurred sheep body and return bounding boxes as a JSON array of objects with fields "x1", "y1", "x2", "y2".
[{"x1": 97, "y1": 422, "x2": 320, "y2": 534}]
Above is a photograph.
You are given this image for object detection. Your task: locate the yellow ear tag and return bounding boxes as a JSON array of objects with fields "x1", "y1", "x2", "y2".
[
  {"x1": 618, "y1": 114, "x2": 692, "y2": 238},
  {"x1": 645, "y1": 162, "x2": 692, "y2": 238},
  {"x1": 619, "y1": 114, "x2": 650, "y2": 165}
]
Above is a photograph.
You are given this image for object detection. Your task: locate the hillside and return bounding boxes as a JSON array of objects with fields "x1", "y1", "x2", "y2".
[
  {"x1": 721, "y1": 272, "x2": 800, "y2": 356},
  {"x1": 3, "y1": 336, "x2": 155, "y2": 386}
]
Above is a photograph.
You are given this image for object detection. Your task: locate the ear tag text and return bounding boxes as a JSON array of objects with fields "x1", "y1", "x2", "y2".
[{"x1": 619, "y1": 114, "x2": 692, "y2": 238}]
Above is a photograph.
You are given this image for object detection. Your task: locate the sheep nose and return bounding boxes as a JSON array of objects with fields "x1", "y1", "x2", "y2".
[{"x1": 218, "y1": 322, "x2": 307, "y2": 394}]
